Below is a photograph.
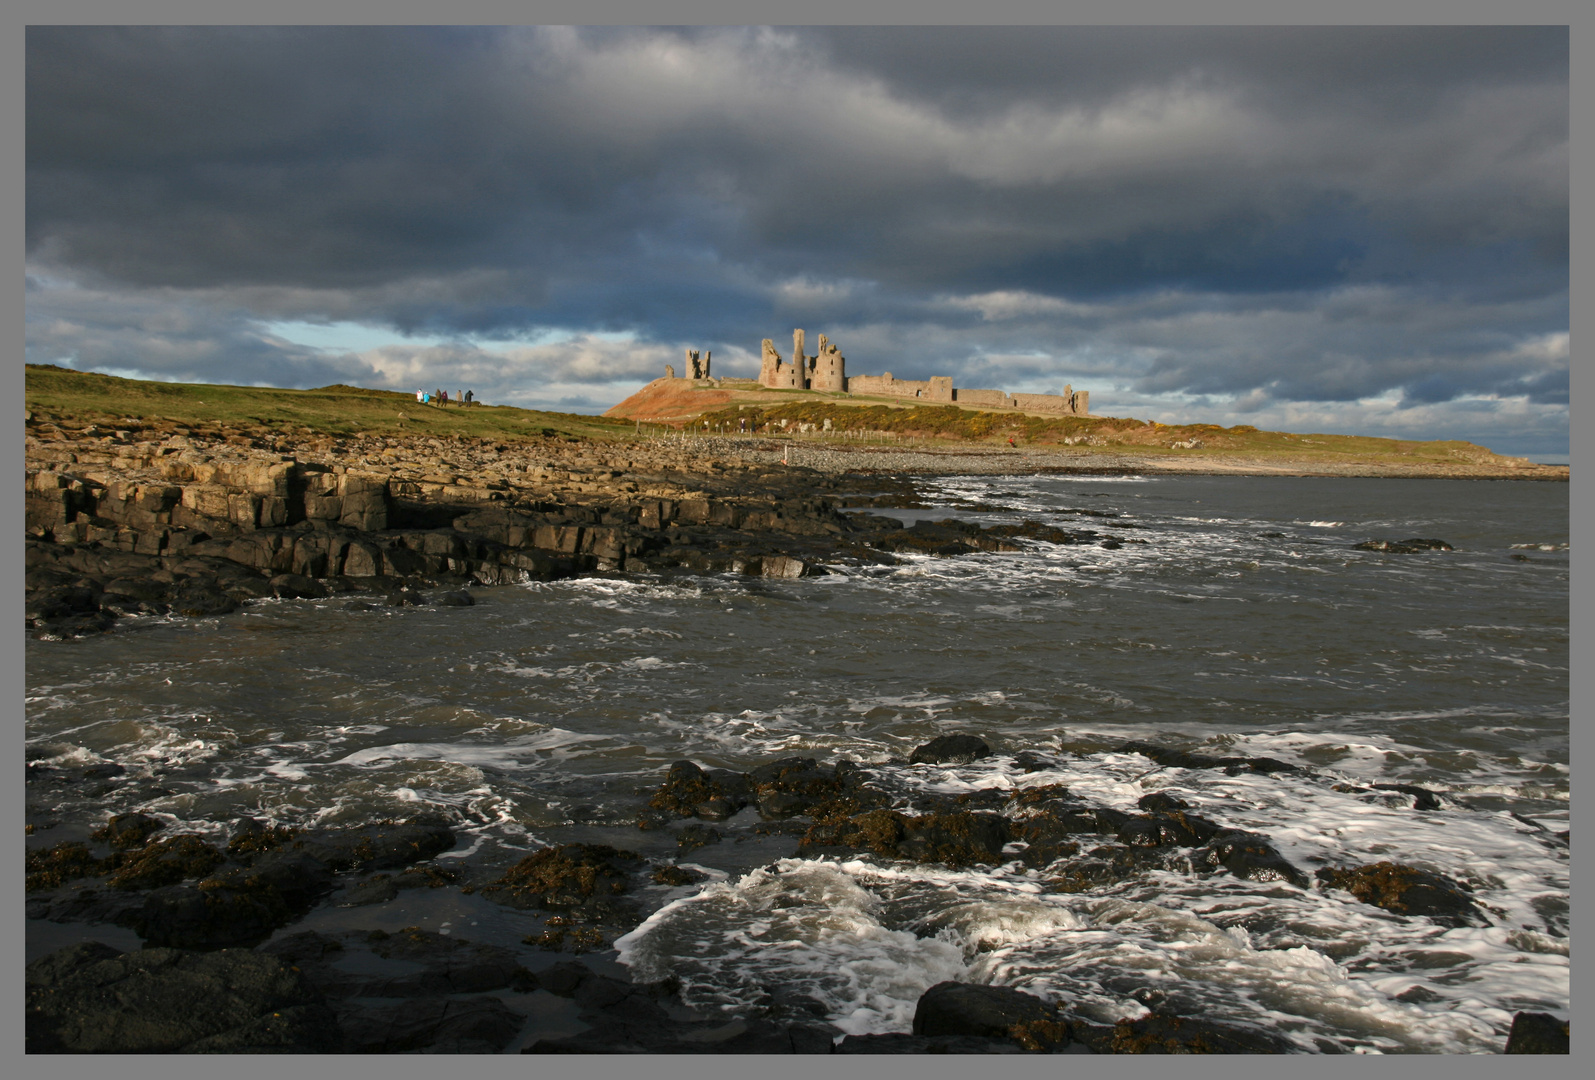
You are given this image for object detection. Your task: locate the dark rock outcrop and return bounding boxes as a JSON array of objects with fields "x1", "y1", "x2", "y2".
[
  {"x1": 800, "y1": 808, "x2": 1010, "y2": 867},
  {"x1": 1073, "y1": 1013, "x2": 1298, "y2": 1054},
  {"x1": 912, "y1": 981, "x2": 1071, "y2": 1051},
  {"x1": 645, "y1": 760, "x2": 751, "y2": 821},
  {"x1": 1503, "y1": 1011, "x2": 1569, "y2": 1054},
  {"x1": 26, "y1": 942, "x2": 341, "y2": 1053},
  {"x1": 1316, "y1": 862, "x2": 1486, "y2": 927},
  {"x1": 476, "y1": 843, "x2": 644, "y2": 916},
  {"x1": 1198, "y1": 830, "x2": 1308, "y2": 888}
]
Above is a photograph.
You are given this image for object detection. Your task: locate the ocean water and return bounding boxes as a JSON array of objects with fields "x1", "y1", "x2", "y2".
[{"x1": 25, "y1": 473, "x2": 1568, "y2": 1053}]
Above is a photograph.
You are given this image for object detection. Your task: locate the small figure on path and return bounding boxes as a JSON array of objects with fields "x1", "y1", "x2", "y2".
[{"x1": 465, "y1": 390, "x2": 473, "y2": 405}]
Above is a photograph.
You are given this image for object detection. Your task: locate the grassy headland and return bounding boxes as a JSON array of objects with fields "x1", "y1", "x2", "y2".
[
  {"x1": 24, "y1": 364, "x2": 631, "y2": 443},
  {"x1": 25, "y1": 364, "x2": 1565, "y2": 480}
]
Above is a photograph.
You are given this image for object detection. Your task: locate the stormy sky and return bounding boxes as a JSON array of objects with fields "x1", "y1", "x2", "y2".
[{"x1": 25, "y1": 26, "x2": 1568, "y2": 457}]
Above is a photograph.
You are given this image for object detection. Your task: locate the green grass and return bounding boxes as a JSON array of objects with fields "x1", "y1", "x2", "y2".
[{"x1": 25, "y1": 365, "x2": 633, "y2": 442}]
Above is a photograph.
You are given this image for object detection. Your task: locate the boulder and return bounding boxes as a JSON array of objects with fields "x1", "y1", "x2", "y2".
[
  {"x1": 1198, "y1": 829, "x2": 1307, "y2": 887},
  {"x1": 909, "y1": 734, "x2": 992, "y2": 764}
]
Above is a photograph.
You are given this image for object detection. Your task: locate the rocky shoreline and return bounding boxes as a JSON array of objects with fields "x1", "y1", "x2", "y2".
[
  {"x1": 26, "y1": 735, "x2": 1567, "y2": 1054},
  {"x1": 25, "y1": 417, "x2": 1158, "y2": 640}
]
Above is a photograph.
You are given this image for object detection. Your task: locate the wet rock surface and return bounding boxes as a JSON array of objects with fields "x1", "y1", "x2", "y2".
[
  {"x1": 475, "y1": 843, "x2": 645, "y2": 917},
  {"x1": 1315, "y1": 862, "x2": 1487, "y2": 927},
  {"x1": 1073, "y1": 1013, "x2": 1301, "y2": 1054},
  {"x1": 23, "y1": 738, "x2": 1521, "y2": 1053},
  {"x1": 1353, "y1": 538, "x2": 1455, "y2": 553},
  {"x1": 1503, "y1": 1011, "x2": 1569, "y2": 1054},
  {"x1": 912, "y1": 982, "x2": 1071, "y2": 1050},
  {"x1": 26, "y1": 815, "x2": 455, "y2": 949},
  {"x1": 909, "y1": 734, "x2": 992, "y2": 764},
  {"x1": 27, "y1": 942, "x2": 341, "y2": 1053}
]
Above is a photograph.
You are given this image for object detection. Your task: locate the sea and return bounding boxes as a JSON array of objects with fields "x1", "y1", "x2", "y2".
[{"x1": 24, "y1": 472, "x2": 1569, "y2": 1054}]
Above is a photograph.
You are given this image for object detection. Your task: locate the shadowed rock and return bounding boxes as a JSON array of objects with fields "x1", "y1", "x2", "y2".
[
  {"x1": 26, "y1": 942, "x2": 341, "y2": 1053},
  {"x1": 1072, "y1": 1013, "x2": 1299, "y2": 1054},
  {"x1": 912, "y1": 981, "x2": 1071, "y2": 1051},
  {"x1": 1503, "y1": 1011, "x2": 1568, "y2": 1053}
]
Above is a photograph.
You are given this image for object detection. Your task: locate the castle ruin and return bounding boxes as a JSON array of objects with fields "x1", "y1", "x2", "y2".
[
  {"x1": 751, "y1": 329, "x2": 1088, "y2": 415},
  {"x1": 663, "y1": 330, "x2": 1087, "y2": 416}
]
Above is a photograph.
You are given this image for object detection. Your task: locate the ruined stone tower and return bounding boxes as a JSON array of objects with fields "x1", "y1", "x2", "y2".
[
  {"x1": 811, "y1": 333, "x2": 846, "y2": 392},
  {"x1": 791, "y1": 328, "x2": 809, "y2": 389},
  {"x1": 759, "y1": 339, "x2": 782, "y2": 385}
]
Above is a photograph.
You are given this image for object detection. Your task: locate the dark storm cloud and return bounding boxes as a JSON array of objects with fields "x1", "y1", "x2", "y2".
[{"x1": 24, "y1": 26, "x2": 1566, "y2": 449}]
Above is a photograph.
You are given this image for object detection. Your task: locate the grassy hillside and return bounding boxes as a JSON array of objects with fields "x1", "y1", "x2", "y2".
[
  {"x1": 606, "y1": 377, "x2": 1532, "y2": 469},
  {"x1": 24, "y1": 365, "x2": 632, "y2": 442}
]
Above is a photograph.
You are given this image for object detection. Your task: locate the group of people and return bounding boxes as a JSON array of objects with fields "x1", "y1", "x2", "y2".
[{"x1": 416, "y1": 388, "x2": 474, "y2": 407}]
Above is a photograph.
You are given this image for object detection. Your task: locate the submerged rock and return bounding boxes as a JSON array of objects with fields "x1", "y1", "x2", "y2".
[
  {"x1": 1117, "y1": 811, "x2": 1222, "y2": 848},
  {"x1": 1117, "y1": 741, "x2": 1299, "y2": 776},
  {"x1": 1353, "y1": 538, "x2": 1454, "y2": 553}
]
